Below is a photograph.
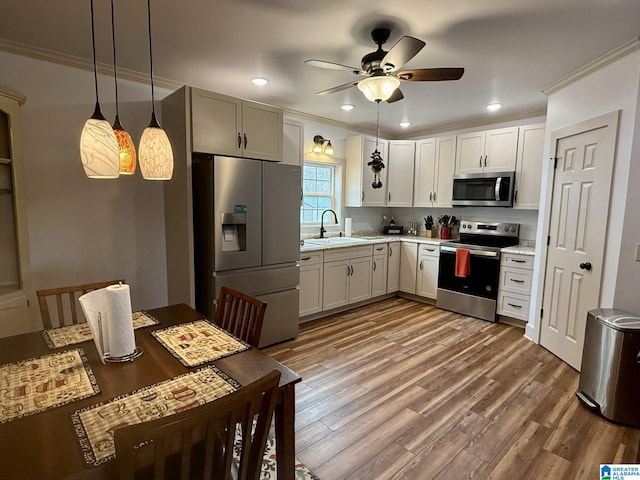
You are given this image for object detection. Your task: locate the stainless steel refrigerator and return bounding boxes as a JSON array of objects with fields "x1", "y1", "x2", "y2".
[{"x1": 192, "y1": 154, "x2": 300, "y2": 347}]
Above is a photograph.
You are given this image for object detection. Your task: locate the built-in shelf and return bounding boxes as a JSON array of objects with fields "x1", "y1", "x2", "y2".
[{"x1": 0, "y1": 158, "x2": 11, "y2": 165}]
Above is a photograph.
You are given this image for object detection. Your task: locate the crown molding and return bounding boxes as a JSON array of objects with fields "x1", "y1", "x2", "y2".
[
  {"x1": 404, "y1": 108, "x2": 548, "y2": 138},
  {"x1": 0, "y1": 39, "x2": 182, "y2": 91},
  {"x1": 543, "y1": 36, "x2": 640, "y2": 95},
  {"x1": 0, "y1": 85, "x2": 27, "y2": 106},
  {"x1": 283, "y1": 107, "x2": 377, "y2": 136}
]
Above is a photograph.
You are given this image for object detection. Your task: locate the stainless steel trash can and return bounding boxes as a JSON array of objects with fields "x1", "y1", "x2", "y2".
[{"x1": 576, "y1": 308, "x2": 640, "y2": 427}]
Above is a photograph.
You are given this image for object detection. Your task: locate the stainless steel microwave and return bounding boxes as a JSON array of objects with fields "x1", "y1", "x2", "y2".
[{"x1": 451, "y1": 171, "x2": 515, "y2": 207}]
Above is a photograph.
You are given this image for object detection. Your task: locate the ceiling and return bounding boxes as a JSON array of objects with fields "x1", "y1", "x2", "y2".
[{"x1": 1, "y1": 0, "x2": 640, "y2": 138}]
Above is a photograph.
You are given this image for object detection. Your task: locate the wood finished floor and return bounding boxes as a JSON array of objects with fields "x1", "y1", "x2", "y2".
[{"x1": 263, "y1": 297, "x2": 640, "y2": 480}]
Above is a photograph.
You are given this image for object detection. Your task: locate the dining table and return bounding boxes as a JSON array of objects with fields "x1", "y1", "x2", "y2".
[{"x1": 0, "y1": 303, "x2": 301, "y2": 480}]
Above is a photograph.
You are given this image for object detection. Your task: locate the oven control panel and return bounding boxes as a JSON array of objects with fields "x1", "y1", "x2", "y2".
[{"x1": 459, "y1": 221, "x2": 519, "y2": 237}]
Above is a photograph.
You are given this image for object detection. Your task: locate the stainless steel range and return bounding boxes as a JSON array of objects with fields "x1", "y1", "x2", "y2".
[{"x1": 437, "y1": 221, "x2": 519, "y2": 322}]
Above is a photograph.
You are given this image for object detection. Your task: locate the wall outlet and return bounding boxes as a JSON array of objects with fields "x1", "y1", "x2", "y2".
[{"x1": 636, "y1": 243, "x2": 640, "y2": 262}]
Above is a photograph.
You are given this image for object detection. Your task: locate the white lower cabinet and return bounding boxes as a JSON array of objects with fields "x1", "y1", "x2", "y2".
[
  {"x1": 497, "y1": 252, "x2": 534, "y2": 321},
  {"x1": 399, "y1": 242, "x2": 418, "y2": 294},
  {"x1": 299, "y1": 251, "x2": 323, "y2": 317},
  {"x1": 416, "y1": 244, "x2": 440, "y2": 299},
  {"x1": 322, "y1": 246, "x2": 373, "y2": 310},
  {"x1": 387, "y1": 242, "x2": 401, "y2": 293},
  {"x1": 371, "y1": 244, "x2": 388, "y2": 297}
]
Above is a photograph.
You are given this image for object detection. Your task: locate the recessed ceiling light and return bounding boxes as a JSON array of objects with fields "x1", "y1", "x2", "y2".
[
  {"x1": 251, "y1": 77, "x2": 269, "y2": 86},
  {"x1": 399, "y1": 122, "x2": 411, "y2": 128},
  {"x1": 486, "y1": 103, "x2": 502, "y2": 112},
  {"x1": 340, "y1": 104, "x2": 355, "y2": 111}
]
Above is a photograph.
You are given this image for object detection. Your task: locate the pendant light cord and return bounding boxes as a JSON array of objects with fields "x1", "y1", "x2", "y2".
[
  {"x1": 110, "y1": 0, "x2": 120, "y2": 117},
  {"x1": 375, "y1": 99, "x2": 381, "y2": 149},
  {"x1": 90, "y1": 0, "x2": 99, "y2": 103},
  {"x1": 147, "y1": 0, "x2": 156, "y2": 115}
]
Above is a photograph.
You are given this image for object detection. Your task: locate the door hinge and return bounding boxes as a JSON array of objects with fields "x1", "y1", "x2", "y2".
[
  {"x1": 540, "y1": 308, "x2": 544, "y2": 318},
  {"x1": 547, "y1": 235, "x2": 550, "y2": 246},
  {"x1": 553, "y1": 157, "x2": 558, "y2": 169}
]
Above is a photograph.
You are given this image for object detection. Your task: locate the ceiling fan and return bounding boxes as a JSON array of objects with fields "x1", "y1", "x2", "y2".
[{"x1": 305, "y1": 27, "x2": 464, "y2": 103}]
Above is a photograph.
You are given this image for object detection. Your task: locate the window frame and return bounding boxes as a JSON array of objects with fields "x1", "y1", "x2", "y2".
[{"x1": 300, "y1": 157, "x2": 344, "y2": 235}]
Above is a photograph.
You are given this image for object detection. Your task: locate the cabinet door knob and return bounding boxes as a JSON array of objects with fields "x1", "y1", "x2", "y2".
[
  {"x1": 433, "y1": 192, "x2": 437, "y2": 202},
  {"x1": 429, "y1": 192, "x2": 432, "y2": 202},
  {"x1": 479, "y1": 156, "x2": 482, "y2": 167},
  {"x1": 237, "y1": 133, "x2": 242, "y2": 148},
  {"x1": 419, "y1": 260, "x2": 423, "y2": 270},
  {"x1": 388, "y1": 192, "x2": 391, "y2": 202},
  {"x1": 373, "y1": 261, "x2": 377, "y2": 271},
  {"x1": 484, "y1": 155, "x2": 487, "y2": 167},
  {"x1": 362, "y1": 191, "x2": 365, "y2": 202},
  {"x1": 243, "y1": 133, "x2": 248, "y2": 149},
  {"x1": 389, "y1": 247, "x2": 393, "y2": 257}
]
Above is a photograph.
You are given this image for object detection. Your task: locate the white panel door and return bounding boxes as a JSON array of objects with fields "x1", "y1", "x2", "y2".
[
  {"x1": 455, "y1": 131, "x2": 485, "y2": 174},
  {"x1": 399, "y1": 243, "x2": 418, "y2": 294},
  {"x1": 413, "y1": 138, "x2": 436, "y2": 207},
  {"x1": 484, "y1": 127, "x2": 518, "y2": 172},
  {"x1": 540, "y1": 112, "x2": 618, "y2": 371},
  {"x1": 433, "y1": 136, "x2": 456, "y2": 207},
  {"x1": 349, "y1": 257, "x2": 372, "y2": 304},
  {"x1": 387, "y1": 141, "x2": 415, "y2": 206},
  {"x1": 371, "y1": 255, "x2": 388, "y2": 297},
  {"x1": 387, "y1": 242, "x2": 401, "y2": 293}
]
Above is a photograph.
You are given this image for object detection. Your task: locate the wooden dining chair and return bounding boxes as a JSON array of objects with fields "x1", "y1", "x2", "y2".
[
  {"x1": 214, "y1": 287, "x2": 267, "y2": 348},
  {"x1": 114, "y1": 369, "x2": 281, "y2": 480},
  {"x1": 36, "y1": 279, "x2": 125, "y2": 329}
]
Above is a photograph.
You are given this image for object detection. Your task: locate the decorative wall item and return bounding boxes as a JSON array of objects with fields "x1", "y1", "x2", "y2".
[{"x1": 368, "y1": 99, "x2": 385, "y2": 188}]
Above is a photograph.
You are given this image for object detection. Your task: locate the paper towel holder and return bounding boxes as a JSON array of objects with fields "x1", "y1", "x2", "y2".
[{"x1": 97, "y1": 312, "x2": 144, "y2": 363}]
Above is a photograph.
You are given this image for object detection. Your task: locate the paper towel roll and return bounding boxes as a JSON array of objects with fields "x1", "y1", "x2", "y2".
[
  {"x1": 79, "y1": 283, "x2": 135, "y2": 361},
  {"x1": 345, "y1": 217, "x2": 352, "y2": 237},
  {"x1": 104, "y1": 284, "x2": 135, "y2": 358}
]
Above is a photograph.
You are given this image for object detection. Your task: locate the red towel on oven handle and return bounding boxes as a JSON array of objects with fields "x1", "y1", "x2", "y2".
[{"x1": 455, "y1": 248, "x2": 471, "y2": 277}]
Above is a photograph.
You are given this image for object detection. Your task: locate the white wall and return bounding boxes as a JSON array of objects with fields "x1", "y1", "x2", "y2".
[
  {"x1": 0, "y1": 51, "x2": 171, "y2": 332},
  {"x1": 528, "y1": 49, "x2": 640, "y2": 341}
]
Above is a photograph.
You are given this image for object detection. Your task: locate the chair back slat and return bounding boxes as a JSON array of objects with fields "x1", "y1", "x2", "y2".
[
  {"x1": 215, "y1": 287, "x2": 267, "y2": 348},
  {"x1": 36, "y1": 279, "x2": 125, "y2": 329},
  {"x1": 114, "y1": 369, "x2": 281, "y2": 480}
]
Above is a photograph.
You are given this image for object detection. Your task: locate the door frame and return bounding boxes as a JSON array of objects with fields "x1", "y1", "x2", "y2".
[{"x1": 528, "y1": 110, "x2": 619, "y2": 345}]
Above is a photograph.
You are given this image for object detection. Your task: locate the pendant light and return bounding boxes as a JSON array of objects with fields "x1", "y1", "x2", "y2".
[
  {"x1": 109, "y1": 0, "x2": 136, "y2": 175},
  {"x1": 80, "y1": 0, "x2": 120, "y2": 179},
  {"x1": 138, "y1": 0, "x2": 173, "y2": 180}
]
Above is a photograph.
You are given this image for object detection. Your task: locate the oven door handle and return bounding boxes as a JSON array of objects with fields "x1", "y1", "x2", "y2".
[{"x1": 440, "y1": 246, "x2": 499, "y2": 258}]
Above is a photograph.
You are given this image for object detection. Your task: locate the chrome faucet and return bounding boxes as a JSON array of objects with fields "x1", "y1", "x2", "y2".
[{"x1": 319, "y1": 209, "x2": 338, "y2": 238}]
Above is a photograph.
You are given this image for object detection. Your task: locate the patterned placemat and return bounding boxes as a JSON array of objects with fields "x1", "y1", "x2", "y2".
[
  {"x1": 42, "y1": 311, "x2": 160, "y2": 349},
  {"x1": 71, "y1": 365, "x2": 239, "y2": 466},
  {"x1": 0, "y1": 348, "x2": 99, "y2": 424},
  {"x1": 151, "y1": 319, "x2": 250, "y2": 367}
]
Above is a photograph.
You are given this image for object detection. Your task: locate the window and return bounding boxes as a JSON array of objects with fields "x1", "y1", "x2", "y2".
[{"x1": 301, "y1": 160, "x2": 342, "y2": 225}]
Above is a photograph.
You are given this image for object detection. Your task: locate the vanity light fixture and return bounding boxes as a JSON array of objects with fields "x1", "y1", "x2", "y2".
[
  {"x1": 486, "y1": 103, "x2": 502, "y2": 112},
  {"x1": 80, "y1": 0, "x2": 120, "y2": 179},
  {"x1": 313, "y1": 135, "x2": 333, "y2": 155},
  {"x1": 138, "y1": 0, "x2": 174, "y2": 180},
  {"x1": 251, "y1": 77, "x2": 269, "y2": 86}
]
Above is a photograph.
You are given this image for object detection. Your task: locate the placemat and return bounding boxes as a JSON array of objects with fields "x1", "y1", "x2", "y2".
[
  {"x1": 42, "y1": 311, "x2": 160, "y2": 349},
  {"x1": 0, "y1": 348, "x2": 99, "y2": 424},
  {"x1": 151, "y1": 319, "x2": 249, "y2": 367},
  {"x1": 72, "y1": 365, "x2": 239, "y2": 466}
]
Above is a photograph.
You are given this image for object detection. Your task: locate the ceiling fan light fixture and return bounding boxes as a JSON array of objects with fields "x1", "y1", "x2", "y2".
[
  {"x1": 486, "y1": 103, "x2": 502, "y2": 112},
  {"x1": 357, "y1": 75, "x2": 401, "y2": 102}
]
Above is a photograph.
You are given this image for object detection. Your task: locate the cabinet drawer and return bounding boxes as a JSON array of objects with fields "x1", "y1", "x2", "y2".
[
  {"x1": 497, "y1": 291, "x2": 530, "y2": 321},
  {"x1": 372, "y1": 244, "x2": 388, "y2": 256},
  {"x1": 501, "y1": 253, "x2": 534, "y2": 270},
  {"x1": 499, "y1": 267, "x2": 533, "y2": 295},
  {"x1": 299, "y1": 251, "x2": 323, "y2": 266},
  {"x1": 323, "y1": 245, "x2": 373, "y2": 263},
  {"x1": 418, "y1": 243, "x2": 439, "y2": 257}
]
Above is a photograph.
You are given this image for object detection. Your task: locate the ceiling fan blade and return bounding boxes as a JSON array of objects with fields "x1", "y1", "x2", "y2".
[
  {"x1": 316, "y1": 80, "x2": 360, "y2": 96},
  {"x1": 386, "y1": 88, "x2": 404, "y2": 103},
  {"x1": 381, "y1": 36, "x2": 426, "y2": 72},
  {"x1": 305, "y1": 59, "x2": 365, "y2": 75},
  {"x1": 398, "y1": 68, "x2": 465, "y2": 81}
]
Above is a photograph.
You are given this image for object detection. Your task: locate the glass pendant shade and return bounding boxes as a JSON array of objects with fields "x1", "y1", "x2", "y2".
[
  {"x1": 113, "y1": 116, "x2": 136, "y2": 174},
  {"x1": 357, "y1": 75, "x2": 401, "y2": 102},
  {"x1": 139, "y1": 112, "x2": 173, "y2": 180},
  {"x1": 80, "y1": 103, "x2": 120, "y2": 178},
  {"x1": 324, "y1": 141, "x2": 334, "y2": 156}
]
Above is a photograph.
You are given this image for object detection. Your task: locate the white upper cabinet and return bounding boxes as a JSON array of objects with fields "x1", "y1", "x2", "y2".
[
  {"x1": 514, "y1": 123, "x2": 545, "y2": 209},
  {"x1": 282, "y1": 119, "x2": 304, "y2": 166},
  {"x1": 346, "y1": 136, "x2": 388, "y2": 207},
  {"x1": 414, "y1": 136, "x2": 456, "y2": 207},
  {"x1": 191, "y1": 88, "x2": 283, "y2": 161},
  {"x1": 386, "y1": 141, "x2": 415, "y2": 207},
  {"x1": 455, "y1": 126, "x2": 518, "y2": 174}
]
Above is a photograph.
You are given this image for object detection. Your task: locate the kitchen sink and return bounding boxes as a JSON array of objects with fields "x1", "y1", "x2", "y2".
[{"x1": 304, "y1": 237, "x2": 370, "y2": 246}]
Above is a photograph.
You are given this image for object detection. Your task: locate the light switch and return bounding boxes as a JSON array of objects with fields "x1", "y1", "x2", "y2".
[{"x1": 636, "y1": 243, "x2": 640, "y2": 262}]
